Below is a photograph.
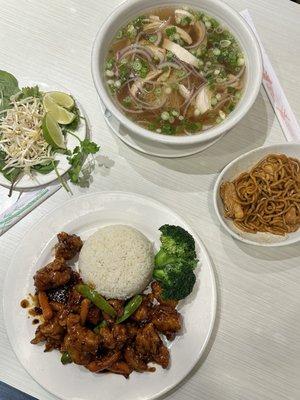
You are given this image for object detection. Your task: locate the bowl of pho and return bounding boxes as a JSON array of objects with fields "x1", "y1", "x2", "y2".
[{"x1": 92, "y1": 0, "x2": 262, "y2": 157}]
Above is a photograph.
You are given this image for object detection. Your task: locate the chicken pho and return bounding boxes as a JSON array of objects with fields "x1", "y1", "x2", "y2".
[{"x1": 104, "y1": 7, "x2": 245, "y2": 136}]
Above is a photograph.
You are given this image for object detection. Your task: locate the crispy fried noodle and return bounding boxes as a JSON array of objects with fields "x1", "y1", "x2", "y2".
[{"x1": 220, "y1": 153, "x2": 300, "y2": 235}]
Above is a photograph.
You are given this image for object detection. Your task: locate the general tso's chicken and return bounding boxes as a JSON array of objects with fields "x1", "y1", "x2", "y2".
[
  {"x1": 31, "y1": 316, "x2": 65, "y2": 350},
  {"x1": 112, "y1": 325, "x2": 128, "y2": 348},
  {"x1": 98, "y1": 324, "x2": 128, "y2": 350},
  {"x1": 131, "y1": 297, "x2": 151, "y2": 322},
  {"x1": 150, "y1": 281, "x2": 178, "y2": 309},
  {"x1": 102, "y1": 299, "x2": 124, "y2": 323},
  {"x1": 63, "y1": 314, "x2": 100, "y2": 365},
  {"x1": 108, "y1": 299, "x2": 124, "y2": 317},
  {"x1": 220, "y1": 181, "x2": 244, "y2": 219},
  {"x1": 107, "y1": 361, "x2": 133, "y2": 378},
  {"x1": 34, "y1": 258, "x2": 72, "y2": 291},
  {"x1": 29, "y1": 231, "x2": 184, "y2": 378},
  {"x1": 152, "y1": 343, "x2": 169, "y2": 369},
  {"x1": 86, "y1": 351, "x2": 121, "y2": 373},
  {"x1": 135, "y1": 323, "x2": 162, "y2": 356},
  {"x1": 99, "y1": 326, "x2": 115, "y2": 349},
  {"x1": 86, "y1": 305, "x2": 101, "y2": 325},
  {"x1": 135, "y1": 323, "x2": 170, "y2": 369},
  {"x1": 151, "y1": 305, "x2": 181, "y2": 335},
  {"x1": 124, "y1": 346, "x2": 154, "y2": 372},
  {"x1": 55, "y1": 232, "x2": 83, "y2": 260}
]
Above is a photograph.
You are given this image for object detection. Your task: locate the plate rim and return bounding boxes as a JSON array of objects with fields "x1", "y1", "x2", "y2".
[
  {"x1": 0, "y1": 80, "x2": 87, "y2": 190},
  {"x1": 3, "y1": 191, "x2": 217, "y2": 400}
]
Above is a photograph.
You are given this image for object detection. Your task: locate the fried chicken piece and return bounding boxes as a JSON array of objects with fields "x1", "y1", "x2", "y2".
[
  {"x1": 150, "y1": 281, "x2": 178, "y2": 309},
  {"x1": 125, "y1": 323, "x2": 139, "y2": 339},
  {"x1": 108, "y1": 299, "x2": 124, "y2": 317},
  {"x1": 31, "y1": 316, "x2": 65, "y2": 348},
  {"x1": 34, "y1": 258, "x2": 72, "y2": 291},
  {"x1": 220, "y1": 182, "x2": 244, "y2": 219},
  {"x1": 131, "y1": 297, "x2": 150, "y2": 322},
  {"x1": 86, "y1": 305, "x2": 101, "y2": 325},
  {"x1": 112, "y1": 324, "x2": 128, "y2": 347},
  {"x1": 55, "y1": 232, "x2": 83, "y2": 260},
  {"x1": 98, "y1": 324, "x2": 128, "y2": 350},
  {"x1": 46, "y1": 271, "x2": 81, "y2": 305},
  {"x1": 107, "y1": 361, "x2": 133, "y2": 378},
  {"x1": 124, "y1": 346, "x2": 154, "y2": 372},
  {"x1": 86, "y1": 351, "x2": 121, "y2": 373},
  {"x1": 135, "y1": 323, "x2": 170, "y2": 369},
  {"x1": 135, "y1": 323, "x2": 161, "y2": 356},
  {"x1": 152, "y1": 343, "x2": 169, "y2": 369},
  {"x1": 98, "y1": 326, "x2": 115, "y2": 349},
  {"x1": 151, "y1": 305, "x2": 181, "y2": 335},
  {"x1": 102, "y1": 299, "x2": 124, "y2": 323},
  {"x1": 63, "y1": 314, "x2": 100, "y2": 365},
  {"x1": 64, "y1": 335, "x2": 92, "y2": 366}
]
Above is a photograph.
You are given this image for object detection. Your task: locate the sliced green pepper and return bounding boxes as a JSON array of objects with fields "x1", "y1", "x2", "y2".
[
  {"x1": 116, "y1": 295, "x2": 143, "y2": 324},
  {"x1": 75, "y1": 284, "x2": 117, "y2": 317},
  {"x1": 61, "y1": 351, "x2": 72, "y2": 365}
]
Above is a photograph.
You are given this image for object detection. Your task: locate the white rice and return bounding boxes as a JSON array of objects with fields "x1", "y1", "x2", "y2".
[{"x1": 79, "y1": 225, "x2": 154, "y2": 299}]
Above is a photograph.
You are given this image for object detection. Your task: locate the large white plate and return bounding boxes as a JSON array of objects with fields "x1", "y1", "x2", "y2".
[
  {"x1": 0, "y1": 81, "x2": 86, "y2": 190},
  {"x1": 3, "y1": 192, "x2": 216, "y2": 400}
]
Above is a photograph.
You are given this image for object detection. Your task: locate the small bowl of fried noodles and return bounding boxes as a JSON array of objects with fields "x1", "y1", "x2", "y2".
[{"x1": 214, "y1": 143, "x2": 300, "y2": 246}]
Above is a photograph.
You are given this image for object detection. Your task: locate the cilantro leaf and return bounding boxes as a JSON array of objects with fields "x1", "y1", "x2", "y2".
[
  {"x1": 81, "y1": 139, "x2": 100, "y2": 154},
  {"x1": 67, "y1": 139, "x2": 100, "y2": 184},
  {"x1": 20, "y1": 85, "x2": 42, "y2": 99}
]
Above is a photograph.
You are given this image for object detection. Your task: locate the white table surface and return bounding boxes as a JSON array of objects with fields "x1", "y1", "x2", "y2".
[{"x1": 1, "y1": 0, "x2": 300, "y2": 399}]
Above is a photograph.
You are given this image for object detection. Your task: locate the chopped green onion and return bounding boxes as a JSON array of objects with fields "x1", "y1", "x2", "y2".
[
  {"x1": 105, "y1": 70, "x2": 114, "y2": 77},
  {"x1": 116, "y1": 30, "x2": 123, "y2": 39},
  {"x1": 161, "y1": 111, "x2": 170, "y2": 121},
  {"x1": 148, "y1": 34, "x2": 158, "y2": 43},
  {"x1": 166, "y1": 27, "x2": 177, "y2": 37},
  {"x1": 132, "y1": 59, "x2": 142, "y2": 71},
  {"x1": 105, "y1": 58, "x2": 115, "y2": 70},
  {"x1": 220, "y1": 39, "x2": 231, "y2": 48},
  {"x1": 123, "y1": 96, "x2": 132, "y2": 105}
]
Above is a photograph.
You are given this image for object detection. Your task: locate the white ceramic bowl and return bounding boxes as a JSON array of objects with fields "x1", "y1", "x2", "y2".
[
  {"x1": 213, "y1": 143, "x2": 300, "y2": 247},
  {"x1": 91, "y1": 0, "x2": 263, "y2": 157}
]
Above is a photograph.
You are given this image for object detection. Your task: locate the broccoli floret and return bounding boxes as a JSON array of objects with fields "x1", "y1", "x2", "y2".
[
  {"x1": 153, "y1": 225, "x2": 198, "y2": 300},
  {"x1": 153, "y1": 263, "x2": 196, "y2": 300},
  {"x1": 155, "y1": 224, "x2": 197, "y2": 267}
]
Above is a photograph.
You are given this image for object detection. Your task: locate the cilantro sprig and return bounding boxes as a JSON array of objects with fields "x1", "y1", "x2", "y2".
[{"x1": 67, "y1": 136, "x2": 100, "y2": 184}]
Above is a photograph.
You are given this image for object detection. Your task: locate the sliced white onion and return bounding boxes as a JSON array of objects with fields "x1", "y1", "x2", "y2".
[{"x1": 186, "y1": 21, "x2": 207, "y2": 50}]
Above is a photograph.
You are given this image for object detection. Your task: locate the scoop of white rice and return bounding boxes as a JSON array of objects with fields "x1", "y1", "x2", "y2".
[{"x1": 79, "y1": 225, "x2": 154, "y2": 299}]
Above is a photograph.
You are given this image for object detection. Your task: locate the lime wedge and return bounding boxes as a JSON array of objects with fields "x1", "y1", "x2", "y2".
[
  {"x1": 42, "y1": 113, "x2": 66, "y2": 149},
  {"x1": 45, "y1": 91, "x2": 75, "y2": 110},
  {"x1": 43, "y1": 95, "x2": 75, "y2": 125}
]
